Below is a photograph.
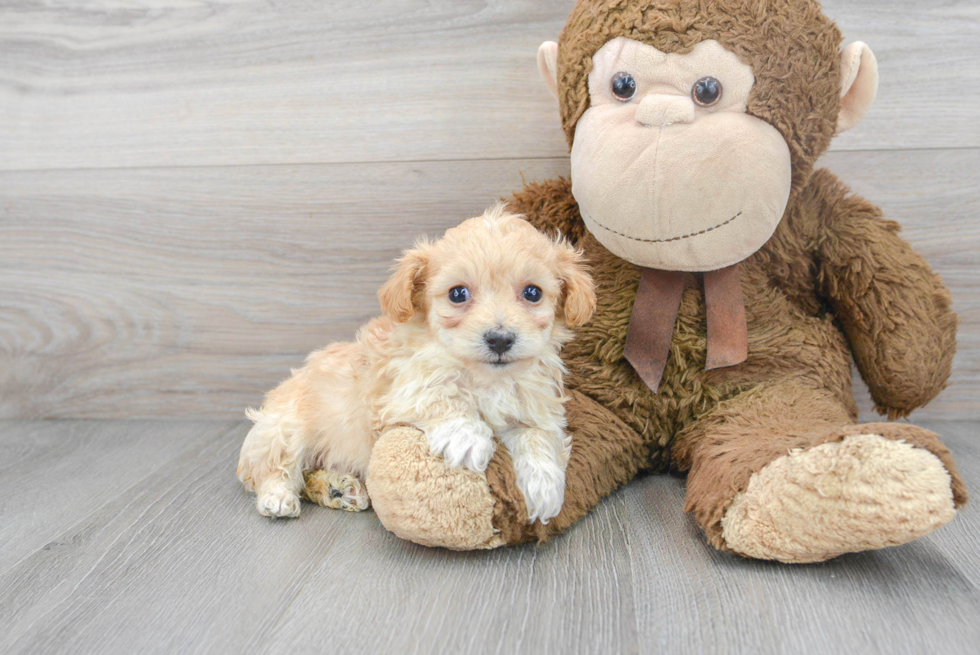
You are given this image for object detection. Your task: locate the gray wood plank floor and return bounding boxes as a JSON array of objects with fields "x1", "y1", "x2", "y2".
[{"x1": 0, "y1": 420, "x2": 976, "y2": 654}]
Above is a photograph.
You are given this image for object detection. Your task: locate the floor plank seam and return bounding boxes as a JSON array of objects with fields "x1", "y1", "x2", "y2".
[
  {"x1": 617, "y1": 491, "x2": 646, "y2": 654},
  {"x1": 1, "y1": 144, "x2": 977, "y2": 177}
]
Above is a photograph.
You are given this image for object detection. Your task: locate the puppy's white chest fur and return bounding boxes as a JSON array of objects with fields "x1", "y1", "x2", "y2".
[
  {"x1": 376, "y1": 332, "x2": 565, "y2": 435},
  {"x1": 466, "y1": 373, "x2": 533, "y2": 433}
]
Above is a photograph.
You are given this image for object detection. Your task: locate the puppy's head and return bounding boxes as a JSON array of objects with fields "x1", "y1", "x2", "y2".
[{"x1": 378, "y1": 204, "x2": 596, "y2": 370}]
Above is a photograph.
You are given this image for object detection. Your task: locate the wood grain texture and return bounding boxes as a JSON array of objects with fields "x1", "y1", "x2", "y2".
[
  {"x1": 1, "y1": 0, "x2": 978, "y2": 172},
  {"x1": 260, "y1": 490, "x2": 639, "y2": 655},
  {"x1": 0, "y1": 420, "x2": 237, "y2": 573},
  {"x1": 0, "y1": 421, "x2": 311, "y2": 653},
  {"x1": 0, "y1": 418, "x2": 977, "y2": 654},
  {"x1": 0, "y1": 157, "x2": 569, "y2": 418},
  {"x1": 815, "y1": 149, "x2": 980, "y2": 421},
  {"x1": 623, "y1": 436, "x2": 980, "y2": 654},
  {"x1": 2, "y1": 149, "x2": 977, "y2": 420},
  {"x1": 922, "y1": 421, "x2": 980, "y2": 589},
  {"x1": 0, "y1": 420, "x2": 640, "y2": 655}
]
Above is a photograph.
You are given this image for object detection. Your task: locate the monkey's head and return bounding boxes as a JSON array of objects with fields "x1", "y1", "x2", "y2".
[{"x1": 537, "y1": 0, "x2": 878, "y2": 271}]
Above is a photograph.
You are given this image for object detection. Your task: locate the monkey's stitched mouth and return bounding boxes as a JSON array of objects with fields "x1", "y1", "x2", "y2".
[{"x1": 584, "y1": 211, "x2": 743, "y2": 244}]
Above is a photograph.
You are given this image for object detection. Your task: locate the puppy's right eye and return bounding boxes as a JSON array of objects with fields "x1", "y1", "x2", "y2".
[
  {"x1": 522, "y1": 285, "x2": 543, "y2": 303},
  {"x1": 448, "y1": 286, "x2": 470, "y2": 304}
]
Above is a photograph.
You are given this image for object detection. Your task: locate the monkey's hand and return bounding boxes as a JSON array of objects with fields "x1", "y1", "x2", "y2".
[{"x1": 814, "y1": 170, "x2": 958, "y2": 418}]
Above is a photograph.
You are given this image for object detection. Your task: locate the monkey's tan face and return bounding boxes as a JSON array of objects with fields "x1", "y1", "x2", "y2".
[{"x1": 570, "y1": 37, "x2": 792, "y2": 271}]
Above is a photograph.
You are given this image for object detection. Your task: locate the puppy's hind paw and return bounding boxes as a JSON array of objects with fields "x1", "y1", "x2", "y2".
[
  {"x1": 303, "y1": 470, "x2": 371, "y2": 512},
  {"x1": 256, "y1": 486, "x2": 301, "y2": 518}
]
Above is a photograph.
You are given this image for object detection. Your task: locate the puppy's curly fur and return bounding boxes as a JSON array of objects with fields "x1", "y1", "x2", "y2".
[{"x1": 237, "y1": 205, "x2": 596, "y2": 523}]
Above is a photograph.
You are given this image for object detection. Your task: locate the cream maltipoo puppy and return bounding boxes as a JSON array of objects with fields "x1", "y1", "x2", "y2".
[{"x1": 237, "y1": 205, "x2": 596, "y2": 524}]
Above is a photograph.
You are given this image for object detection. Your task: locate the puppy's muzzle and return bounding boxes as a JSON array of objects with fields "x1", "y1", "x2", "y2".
[{"x1": 484, "y1": 330, "x2": 516, "y2": 355}]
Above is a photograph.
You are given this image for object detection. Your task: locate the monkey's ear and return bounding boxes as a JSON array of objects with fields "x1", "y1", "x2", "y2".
[
  {"x1": 537, "y1": 41, "x2": 559, "y2": 101},
  {"x1": 378, "y1": 244, "x2": 430, "y2": 323},
  {"x1": 836, "y1": 41, "x2": 878, "y2": 134}
]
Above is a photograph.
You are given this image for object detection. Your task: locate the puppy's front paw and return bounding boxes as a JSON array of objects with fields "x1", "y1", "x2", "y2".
[
  {"x1": 256, "y1": 484, "x2": 301, "y2": 518},
  {"x1": 425, "y1": 417, "x2": 496, "y2": 472},
  {"x1": 514, "y1": 459, "x2": 565, "y2": 524}
]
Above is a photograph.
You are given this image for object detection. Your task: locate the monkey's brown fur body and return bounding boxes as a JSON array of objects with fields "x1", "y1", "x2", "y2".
[
  {"x1": 487, "y1": 170, "x2": 965, "y2": 551},
  {"x1": 361, "y1": 0, "x2": 966, "y2": 562}
]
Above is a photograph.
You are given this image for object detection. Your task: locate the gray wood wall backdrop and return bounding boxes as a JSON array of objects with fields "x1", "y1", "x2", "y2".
[{"x1": 0, "y1": 0, "x2": 978, "y2": 420}]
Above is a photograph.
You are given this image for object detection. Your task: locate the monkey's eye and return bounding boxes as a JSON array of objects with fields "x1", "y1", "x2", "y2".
[
  {"x1": 522, "y1": 285, "x2": 543, "y2": 303},
  {"x1": 692, "y1": 76, "x2": 722, "y2": 107},
  {"x1": 448, "y1": 286, "x2": 470, "y2": 304},
  {"x1": 611, "y1": 72, "x2": 637, "y2": 102}
]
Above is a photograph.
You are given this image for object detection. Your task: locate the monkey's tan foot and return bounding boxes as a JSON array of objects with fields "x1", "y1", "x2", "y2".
[
  {"x1": 721, "y1": 432, "x2": 962, "y2": 563},
  {"x1": 366, "y1": 426, "x2": 505, "y2": 550},
  {"x1": 303, "y1": 470, "x2": 370, "y2": 512}
]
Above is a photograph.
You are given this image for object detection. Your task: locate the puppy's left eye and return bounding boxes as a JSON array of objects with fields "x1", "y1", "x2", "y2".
[
  {"x1": 448, "y1": 286, "x2": 470, "y2": 304},
  {"x1": 522, "y1": 285, "x2": 543, "y2": 303}
]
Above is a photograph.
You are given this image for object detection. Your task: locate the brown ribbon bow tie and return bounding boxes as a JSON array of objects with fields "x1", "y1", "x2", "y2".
[{"x1": 623, "y1": 263, "x2": 748, "y2": 391}]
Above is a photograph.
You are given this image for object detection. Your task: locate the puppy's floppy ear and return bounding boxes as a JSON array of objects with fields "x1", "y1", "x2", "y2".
[
  {"x1": 378, "y1": 242, "x2": 430, "y2": 322},
  {"x1": 555, "y1": 242, "x2": 596, "y2": 328}
]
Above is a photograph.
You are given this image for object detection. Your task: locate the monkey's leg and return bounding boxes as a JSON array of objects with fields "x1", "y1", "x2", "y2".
[
  {"x1": 366, "y1": 390, "x2": 648, "y2": 549},
  {"x1": 674, "y1": 379, "x2": 967, "y2": 563}
]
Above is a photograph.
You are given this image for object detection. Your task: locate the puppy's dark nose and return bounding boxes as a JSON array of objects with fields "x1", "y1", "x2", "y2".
[{"x1": 484, "y1": 330, "x2": 516, "y2": 355}]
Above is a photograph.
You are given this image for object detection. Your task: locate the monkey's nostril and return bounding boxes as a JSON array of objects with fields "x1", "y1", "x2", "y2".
[{"x1": 484, "y1": 330, "x2": 516, "y2": 355}]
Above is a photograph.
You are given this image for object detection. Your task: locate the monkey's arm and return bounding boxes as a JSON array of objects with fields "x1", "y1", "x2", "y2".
[
  {"x1": 505, "y1": 177, "x2": 588, "y2": 244},
  {"x1": 813, "y1": 169, "x2": 958, "y2": 419}
]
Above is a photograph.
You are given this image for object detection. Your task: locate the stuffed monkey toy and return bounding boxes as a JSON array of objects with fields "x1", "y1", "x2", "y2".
[{"x1": 359, "y1": 0, "x2": 966, "y2": 563}]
